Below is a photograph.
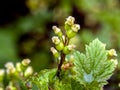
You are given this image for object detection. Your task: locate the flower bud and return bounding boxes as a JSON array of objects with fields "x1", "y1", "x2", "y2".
[
  {"x1": 67, "y1": 44, "x2": 76, "y2": 51},
  {"x1": 16, "y1": 62, "x2": 22, "y2": 72},
  {"x1": 71, "y1": 24, "x2": 80, "y2": 32},
  {"x1": 50, "y1": 47, "x2": 59, "y2": 58},
  {"x1": 55, "y1": 42, "x2": 64, "y2": 51},
  {"x1": 108, "y1": 49, "x2": 117, "y2": 57},
  {"x1": 63, "y1": 44, "x2": 76, "y2": 54},
  {"x1": 52, "y1": 26, "x2": 62, "y2": 37},
  {"x1": 24, "y1": 66, "x2": 33, "y2": 77},
  {"x1": 61, "y1": 62, "x2": 73, "y2": 70},
  {"x1": 65, "y1": 16, "x2": 75, "y2": 26},
  {"x1": 5, "y1": 62, "x2": 16, "y2": 75},
  {"x1": 52, "y1": 36, "x2": 60, "y2": 44},
  {"x1": 22, "y1": 59, "x2": 31, "y2": 66},
  {"x1": 66, "y1": 30, "x2": 76, "y2": 38},
  {"x1": 5, "y1": 62, "x2": 14, "y2": 69}
]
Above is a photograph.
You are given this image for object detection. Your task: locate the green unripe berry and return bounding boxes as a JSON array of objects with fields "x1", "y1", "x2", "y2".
[
  {"x1": 56, "y1": 42, "x2": 64, "y2": 51},
  {"x1": 66, "y1": 30, "x2": 76, "y2": 38}
]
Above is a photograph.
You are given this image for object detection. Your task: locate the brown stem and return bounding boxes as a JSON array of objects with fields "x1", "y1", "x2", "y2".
[
  {"x1": 56, "y1": 30, "x2": 69, "y2": 78},
  {"x1": 56, "y1": 52, "x2": 65, "y2": 78}
]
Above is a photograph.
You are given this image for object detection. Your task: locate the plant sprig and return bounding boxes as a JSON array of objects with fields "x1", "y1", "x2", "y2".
[
  {"x1": 0, "y1": 16, "x2": 118, "y2": 90},
  {"x1": 51, "y1": 16, "x2": 80, "y2": 78}
]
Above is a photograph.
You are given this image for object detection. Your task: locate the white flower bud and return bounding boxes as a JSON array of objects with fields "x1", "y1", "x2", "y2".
[
  {"x1": 5, "y1": 62, "x2": 14, "y2": 69},
  {"x1": 108, "y1": 49, "x2": 117, "y2": 56},
  {"x1": 65, "y1": 16, "x2": 75, "y2": 25},
  {"x1": 52, "y1": 26, "x2": 61, "y2": 34},
  {"x1": 52, "y1": 36, "x2": 60, "y2": 44},
  {"x1": 5, "y1": 62, "x2": 16, "y2": 74},
  {"x1": 71, "y1": 24, "x2": 80, "y2": 32},
  {"x1": 24, "y1": 66, "x2": 33, "y2": 77},
  {"x1": 16, "y1": 62, "x2": 22, "y2": 72},
  {"x1": 22, "y1": 59, "x2": 31, "y2": 66},
  {"x1": 67, "y1": 44, "x2": 76, "y2": 50},
  {"x1": 6, "y1": 68, "x2": 16, "y2": 75},
  {"x1": 50, "y1": 47, "x2": 57, "y2": 54},
  {"x1": 50, "y1": 47, "x2": 59, "y2": 57},
  {"x1": 63, "y1": 44, "x2": 76, "y2": 54}
]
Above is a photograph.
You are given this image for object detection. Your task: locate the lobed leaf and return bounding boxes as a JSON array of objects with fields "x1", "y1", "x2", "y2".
[
  {"x1": 27, "y1": 69, "x2": 56, "y2": 90},
  {"x1": 73, "y1": 39, "x2": 117, "y2": 89}
]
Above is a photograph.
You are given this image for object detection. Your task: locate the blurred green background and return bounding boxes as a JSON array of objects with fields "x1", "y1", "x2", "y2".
[{"x1": 0, "y1": 0, "x2": 120, "y2": 89}]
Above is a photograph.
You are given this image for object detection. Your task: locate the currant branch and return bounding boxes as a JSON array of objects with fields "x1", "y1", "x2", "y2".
[{"x1": 51, "y1": 16, "x2": 80, "y2": 78}]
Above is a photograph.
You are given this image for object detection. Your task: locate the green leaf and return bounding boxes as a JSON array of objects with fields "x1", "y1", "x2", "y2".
[
  {"x1": 71, "y1": 78, "x2": 84, "y2": 90},
  {"x1": 54, "y1": 79, "x2": 72, "y2": 90},
  {"x1": 73, "y1": 39, "x2": 117, "y2": 89},
  {"x1": 27, "y1": 69, "x2": 56, "y2": 90}
]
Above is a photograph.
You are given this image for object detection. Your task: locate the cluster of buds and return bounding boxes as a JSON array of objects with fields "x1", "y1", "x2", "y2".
[
  {"x1": 5, "y1": 62, "x2": 16, "y2": 75},
  {"x1": 61, "y1": 61, "x2": 73, "y2": 70},
  {"x1": 4, "y1": 58, "x2": 33, "y2": 78},
  {"x1": 51, "y1": 16, "x2": 80, "y2": 58},
  {"x1": 0, "y1": 59, "x2": 33, "y2": 89},
  {"x1": 107, "y1": 49, "x2": 118, "y2": 67},
  {"x1": 65, "y1": 16, "x2": 80, "y2": 38},
  {"x1": 108, "y1": 49, "x2": 117, "y2": 57}
]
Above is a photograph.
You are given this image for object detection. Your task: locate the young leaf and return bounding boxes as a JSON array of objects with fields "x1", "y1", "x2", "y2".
[{"x1": 73, "y1": 39, "x2": 117, "y2": 89}]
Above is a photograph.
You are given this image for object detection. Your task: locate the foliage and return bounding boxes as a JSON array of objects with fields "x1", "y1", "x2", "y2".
[
  {"x1": 0, "y1": 0, "x2": 120, "y2": 89},
  {"x1": 73, "y1": 39, "x2": 117, "y2": 89},
  {"x1": 0, "y1": 16, "x2": 117, "y2": 90}
]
